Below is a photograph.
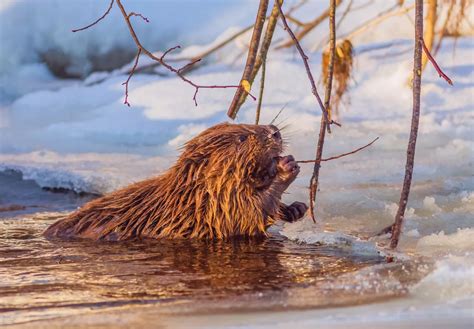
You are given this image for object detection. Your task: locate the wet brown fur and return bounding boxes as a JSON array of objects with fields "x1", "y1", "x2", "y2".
[{"x1": 44, "y1": 123, "x2": 303, "y2": 241}]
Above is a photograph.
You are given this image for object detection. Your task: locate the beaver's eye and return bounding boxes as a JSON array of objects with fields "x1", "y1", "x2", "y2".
[{"x1": 238, "y1": 135, "x2": 247, "y2": 143}]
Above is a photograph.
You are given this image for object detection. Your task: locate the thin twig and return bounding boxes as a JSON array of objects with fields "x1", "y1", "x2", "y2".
[
  {"x1": 298, "y1": 137, "x2": 379, "y2": 163},
  {"x1": 132, "y1": 22, "x2": 259, "y2": 75},
  {"x1": 178, "y1": 59, "x2": 202, "y2": 74},
  {"x1": 256, "y1": 59, "x2": 266, "y2": 124},
  {"x1": 160, "y1": 45, "x2": 181, "y2": 61},
  {"x1": 420, "y1": 37, "x2": 453, "y2": 85},
  {"x1": 235, "y1": 0, "x2": 282, "y2": 120},
  {"x1": 227, "y1": 0, "x2": 269, "y2": 119},
  {"x1": 72, "y1": 0, "x2": 115, "y2": 32},
  {"x1": 128, "y1": 12, "x2": 149, "y2": 22},
  {"x1": 390, "y1": 0, "x2": 424, "y2": 250},
  {"x1": 269, "y1": 103, "x2": 287, "y2": 126},
  {"x1": 276, "y1": 0, "x2": 343, "y2": 49},
  {"x1": 122, "y1": 48, "x2": 141, "y2": 107},
  {"x1": 308, "y1": 0, "x2": 337, "y2": 223},
  {"x1": 276, "y1": 1, "x2": 334, "y2": 133}
]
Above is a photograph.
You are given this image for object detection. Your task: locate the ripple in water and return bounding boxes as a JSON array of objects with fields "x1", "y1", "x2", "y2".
[{"x1": 0, "y1": 212, "x2": 430, "y2": 326}]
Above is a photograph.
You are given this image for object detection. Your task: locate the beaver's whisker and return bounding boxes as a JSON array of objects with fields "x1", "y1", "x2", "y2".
[
  {"x1": 275, "y1": 117, "x2": 293, "y2": 130},
  {"x1": 269, "y1": 103, "x2": 287, "y2": 126}
]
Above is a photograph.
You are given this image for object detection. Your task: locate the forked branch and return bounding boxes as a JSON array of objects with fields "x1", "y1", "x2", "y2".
[{"x1": 73, "y1": 0, "x2": 254, "y2": 106}]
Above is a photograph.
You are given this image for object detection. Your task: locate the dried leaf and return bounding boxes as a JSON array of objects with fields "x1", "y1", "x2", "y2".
[{"x1": 241, "y1": 79, "x2": 251, "y2": 93}]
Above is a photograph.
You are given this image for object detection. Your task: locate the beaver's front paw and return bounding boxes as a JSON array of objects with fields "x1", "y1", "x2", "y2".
[
  {"x1": 281, "y1": 201, "x2": 308, "y2": 222},
  {"x1": 277, "y1": 155, "x2": 300, "y2": 184}
]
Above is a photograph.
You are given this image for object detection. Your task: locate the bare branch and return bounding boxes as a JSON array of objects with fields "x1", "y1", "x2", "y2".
[
  {"x1": 255, "y1": 59, "x2": 266, "y2": 124},
  {"x1": 233, "y1": 0, "x2": 283, "y2": 120},
  {"x1": 308, "y1": 0, "x2": 337, "y2": 223},
  {"x1": 390, "y1": 0, "x2": 424, "y2": 249},
  {"x1": 122, "y1": 48, "x2": 141, "y2": 107},
  {"x1": 420, "y1": 37, "x2": 453, "y2": 85},
  {"x1": 276, "y1": 0, "x2": 343, "y2": 49},
  {"x1": 298, "y1": 137, "x2": 379, "y2": 163},
  {"x1": 72, "y1": 0, "x2": 253, "y2": 107},
  {"x1": 72, "y1": 0, "x2": 114, "y2": 32},
  {"x1": 276, "y1": 0, "x2": 335, "y2": 133},
  {"x1": 227, "y1": 0, "x2": 269, "y2": 119},
  {"x1": 128, "y1": 12, "x2": 150, "y2": 22},
  {"x1": 112, "y1": 0, "x2": 253, "y2": 106},
  {"x1": 133, "y1": 23, "x2": 258, "y2": 75},
  {"x1": 160, "y1": 45, "x2": 181, "y2": 61}
]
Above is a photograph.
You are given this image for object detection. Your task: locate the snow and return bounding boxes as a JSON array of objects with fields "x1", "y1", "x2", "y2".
[
  {"x1": 412, "y1": 254, "x2": 474, "y2": 302},
  {"x1": 0, "y1": 0, "x2": 473, "y2": 327},
  {"x1": 417, "y1": 228, "x2": 474, "y2": 256}
]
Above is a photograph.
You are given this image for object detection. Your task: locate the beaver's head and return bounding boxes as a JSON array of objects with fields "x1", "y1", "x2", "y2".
[{"x1": 178, "y1": 123, "x2": 284, "y2": 187}]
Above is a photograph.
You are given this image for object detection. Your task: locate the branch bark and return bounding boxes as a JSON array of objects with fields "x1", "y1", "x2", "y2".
[
  {"x1": 390, "y1": 0, "x2": 423, "y2": 249},
  {"x1": 308, "y1": 0, "x2": 337, "y2": 223},
  {"x1": 255, "y1": 59, "x2": 266, "y2": 124},
  {"x1": 227, "y1": 0, "x2": 269, "y2": 119},
  {"x1": 230, "y1": 0, "x2": 283, "y2": 121}
]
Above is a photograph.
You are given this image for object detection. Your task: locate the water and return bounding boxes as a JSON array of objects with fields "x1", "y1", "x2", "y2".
[{"x1": 0, "y1": 171, "x2": 452, "y2": 327}]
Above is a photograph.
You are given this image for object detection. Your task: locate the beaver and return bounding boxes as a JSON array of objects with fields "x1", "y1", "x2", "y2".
[{"x1": 44, "y1": 123, "x2": 308, "y2": 240}]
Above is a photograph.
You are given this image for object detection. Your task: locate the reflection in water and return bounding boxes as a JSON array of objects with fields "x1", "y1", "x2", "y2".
[{"x1": 0, "y1": 214, "x2": 427, "y2": 325}]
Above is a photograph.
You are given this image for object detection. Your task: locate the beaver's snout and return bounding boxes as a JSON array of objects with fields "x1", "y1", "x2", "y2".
[
  {"x1": 267, "y1": 125, "x2": 283, "y2": 154},
  {"x1": 268, "y1": 125, "x2": 281, "y2": 140}
]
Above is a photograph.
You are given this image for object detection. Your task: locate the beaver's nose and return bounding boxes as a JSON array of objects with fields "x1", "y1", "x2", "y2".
[{"x1": 268, "y1": 125, "x2": 281, "y2": 140}]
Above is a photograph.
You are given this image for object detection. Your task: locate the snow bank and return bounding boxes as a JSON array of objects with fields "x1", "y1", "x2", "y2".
[
  {"x1": 0, "y1": 151, "x2": 172, "y2": 194},
  {"x1": 416, "y1": 228, "x2": 474, "y2": 256},
  {"x1": 411, "y1": 254, "x2": 474, "y2": 302}
]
